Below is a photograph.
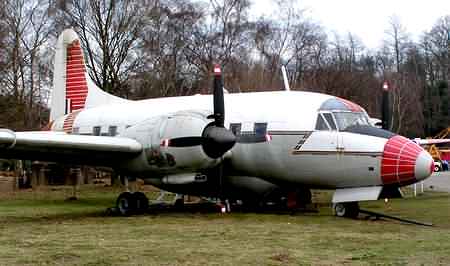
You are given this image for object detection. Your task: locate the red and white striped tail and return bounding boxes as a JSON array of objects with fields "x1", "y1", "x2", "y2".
[
  {"x1": 66, "y1": 40, "x2": 88, "y2": 113},
  {"x1": 49, "y1": 29, "x2": 128, "y2": 123}
]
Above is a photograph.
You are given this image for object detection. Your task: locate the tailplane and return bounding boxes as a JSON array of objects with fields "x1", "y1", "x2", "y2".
[{"x1": 50, "y1": 29, "x2": 127, "y2": 121}]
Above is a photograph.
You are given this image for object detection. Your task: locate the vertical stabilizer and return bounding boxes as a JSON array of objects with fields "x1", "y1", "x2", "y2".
[{"x1": 50, "y1": 29, "x2": 128, "y2": 121}]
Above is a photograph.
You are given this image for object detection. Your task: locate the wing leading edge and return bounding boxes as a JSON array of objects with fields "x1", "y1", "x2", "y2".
[{"x1": 0, "y1": 129, "x2": 142, "y2": 166}]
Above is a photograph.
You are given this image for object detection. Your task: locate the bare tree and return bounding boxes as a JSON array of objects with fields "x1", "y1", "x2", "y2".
[
  {"x1": 0, "y1": 0, "x2": 52, "y2": 130},
  {"x1": 184, "y1": 0, "x2": 252, "y2": 91},
  {"x1": 135, "y1": 0, "x2": 203, "y2": 98},
  {"x1": 380, "y1": 16, "x2": 413, "y2": 133},
  {"x1": 422, "y1": 16, "x2": 450, "y2": 84},
  {"x1": 59, "y1": 0, "x2": 151, "y2": 97}
]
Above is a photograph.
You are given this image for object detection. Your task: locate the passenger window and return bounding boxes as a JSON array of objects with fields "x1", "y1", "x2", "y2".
[
  {"x1": 108, "y1": 126, "x2": 118, "y2": 136},
  {"x1": 322, "y1": 113, "x2": 337, "y2": 130},
  {"x1": 315, "y1": 114, "x2": 330, "y2": 130},
  {"x1": 230, "y1": 123, "x2": 242, "y2": 135},
  {"x1": 254, "y1": 123, "x2": 267, "y2": 135},
  {"x1": 93, "y1": 126, "x2": 101, "y2": 136}
]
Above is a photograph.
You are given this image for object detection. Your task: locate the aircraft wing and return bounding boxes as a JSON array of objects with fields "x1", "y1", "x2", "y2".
[
  {"x1": 413, "y1": 138, "x2": 450, "y2": 146},
  {"x1": 0, "y1": 129, "x2": 142, "y2": 166}
]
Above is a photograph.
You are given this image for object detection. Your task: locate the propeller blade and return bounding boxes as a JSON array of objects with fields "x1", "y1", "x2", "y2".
[
  {"x1": 213, "y1": 65, "x2": 225, "y2": 127},
  {"x1": 165, "y1": 65, "x2": 236, "y2": 159}
]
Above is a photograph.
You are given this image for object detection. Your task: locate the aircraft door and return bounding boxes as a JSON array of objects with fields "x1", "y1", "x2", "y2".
[{"x1": 321, "y1": 112, "x2": 344, "y2": 152}]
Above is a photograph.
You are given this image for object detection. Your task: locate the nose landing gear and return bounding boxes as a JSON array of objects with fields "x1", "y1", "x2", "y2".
[{"x1": 333, "y1": 202, "x2": 360, "y2": 218}]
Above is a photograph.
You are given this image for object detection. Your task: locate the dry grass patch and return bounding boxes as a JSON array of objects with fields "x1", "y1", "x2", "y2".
[{"x1": 0, "y1": 187, "x2": 449, "y2": 265}]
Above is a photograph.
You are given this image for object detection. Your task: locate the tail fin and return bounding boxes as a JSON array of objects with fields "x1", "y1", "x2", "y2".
[{"x1": 50, "y1": 29, "x2": 127, "y2": 121}]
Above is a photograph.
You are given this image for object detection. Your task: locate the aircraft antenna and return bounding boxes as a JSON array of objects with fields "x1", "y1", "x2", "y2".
[{"x1": 281, "y1": 66, "x2": 291, "y2": 91}]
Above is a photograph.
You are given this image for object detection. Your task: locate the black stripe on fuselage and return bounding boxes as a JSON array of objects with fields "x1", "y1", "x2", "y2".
[{"x1": 343, "y1": 125, "x2": 395, "y2": 139}]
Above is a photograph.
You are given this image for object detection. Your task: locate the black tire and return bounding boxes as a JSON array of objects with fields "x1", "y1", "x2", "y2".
[
  {"x1": 333, "y1": 202, "x2": 359, "y2": 218},
  {"x1": 116, "y1": 192, "x2": 136, "y2": 216},
  {"x1": 133, "y1": 192, "x2": 149, "y2": 214},
  {"x1": 174, "y1": 198, "x2": 184, "y2": 210},
  {"x1": 296, "y1": 188, "x2": 312, "y2": 206}
]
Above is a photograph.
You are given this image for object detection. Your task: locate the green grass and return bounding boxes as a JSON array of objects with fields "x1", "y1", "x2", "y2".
[{"x1": 0, "y1": 186, "x2": 450, "y2": 265}]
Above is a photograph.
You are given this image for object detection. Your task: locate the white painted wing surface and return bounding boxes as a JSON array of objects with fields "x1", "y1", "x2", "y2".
[{"x1": 0, "y1": 129, "x2": 142, "y2": 166}]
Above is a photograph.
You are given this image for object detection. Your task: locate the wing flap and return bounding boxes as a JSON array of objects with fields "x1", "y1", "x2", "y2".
[{"x1": 0, "y1": 129, "x2": 142, "y2": 166}]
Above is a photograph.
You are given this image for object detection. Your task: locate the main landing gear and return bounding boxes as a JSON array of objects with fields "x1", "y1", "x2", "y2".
[
  {"x1": 333, "y1": 202, "x2": 360, "y2": 218},
  {"x1": 116, "y1": 191, "x2": 149, "y2": 216}
]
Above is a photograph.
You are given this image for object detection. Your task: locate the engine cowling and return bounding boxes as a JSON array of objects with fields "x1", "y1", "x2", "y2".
[{"x1": 154, "y1": 110, "x2": 222, "y2": 172}]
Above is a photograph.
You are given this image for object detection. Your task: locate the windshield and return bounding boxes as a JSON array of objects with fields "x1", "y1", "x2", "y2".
[{"x1": 333, "y1": 112, "x2": 370, "y2": 130}]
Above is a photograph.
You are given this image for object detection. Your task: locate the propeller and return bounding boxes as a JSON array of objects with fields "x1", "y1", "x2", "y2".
[{"x1": 163, "y1": 65, "x2": 236, "y2": 159}]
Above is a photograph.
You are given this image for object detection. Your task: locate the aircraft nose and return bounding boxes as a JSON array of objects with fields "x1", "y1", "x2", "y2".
[
  {"x1": 381, "y1": 135, "x2": 433, "y2": 185},
  {"x1": 414, "y1": 150, "x2": 434, "y2": 181}
]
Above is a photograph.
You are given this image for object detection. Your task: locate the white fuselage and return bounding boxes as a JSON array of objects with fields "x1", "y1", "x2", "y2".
[{"x1": 50, "y1": 91, "x2": 428, "y2": 189}]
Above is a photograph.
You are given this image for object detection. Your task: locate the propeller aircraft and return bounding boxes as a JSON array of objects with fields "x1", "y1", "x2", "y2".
[{"x1": 0, "y1": 29, "x2": 435, "y2": 218}]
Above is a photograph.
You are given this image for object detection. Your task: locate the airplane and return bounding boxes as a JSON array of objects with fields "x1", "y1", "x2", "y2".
[{"x1": 0, "y1": 29, "x2": 434, "y2": 218}]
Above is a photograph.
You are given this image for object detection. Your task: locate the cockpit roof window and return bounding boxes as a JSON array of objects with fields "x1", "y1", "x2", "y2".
[{"x1": 319, "y1": 98, "x2": 364, "y2": 112}]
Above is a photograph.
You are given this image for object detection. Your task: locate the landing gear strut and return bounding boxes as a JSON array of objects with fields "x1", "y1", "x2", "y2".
[
  {"x1": 116, "y1": 191, "x2": 149, "y2": 216},
  {"x1": 333, "y1": 202, "x2": 359, "y2": 218}
]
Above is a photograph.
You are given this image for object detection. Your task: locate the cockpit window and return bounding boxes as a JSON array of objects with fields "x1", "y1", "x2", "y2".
[
  {"x1": 322, "y1": 113, "x2": 337, "y2": 130},
  {"x1": 315, "y1": 114, "x2": 330, "y2": 130},
  {"x1": 333, "y1": 112, "x2": 369, "y2": 130}
]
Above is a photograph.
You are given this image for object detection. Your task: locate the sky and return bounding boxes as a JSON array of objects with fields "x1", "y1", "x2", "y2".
[{"x1": 250, "y1": 0, "x2": 450, "y2": 49}]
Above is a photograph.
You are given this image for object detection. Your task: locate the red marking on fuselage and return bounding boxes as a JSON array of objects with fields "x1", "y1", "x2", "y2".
[{"x1": 63, "y1": 111, "x2": 81, "y2": 133}]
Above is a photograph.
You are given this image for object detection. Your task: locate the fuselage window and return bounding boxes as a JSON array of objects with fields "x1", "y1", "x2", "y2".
[
  {"x1": 322, "y1": 113, "x2": 337, "y2": 130},
  {"x1": 254, "y1": 123, "x2": 268, "y2": 136},
  {"x1": 230, "y1": 123, "x2": 242, "y2": 135},
  {"x1": 108, "y1": 126, "x2": 118, "y2": 136},
  {"x1": 315, "y1": 114, "x2": 330, "y2": 131},
  {"x1": 93, "y1": 126, "x2": 101, "y2": 136}
]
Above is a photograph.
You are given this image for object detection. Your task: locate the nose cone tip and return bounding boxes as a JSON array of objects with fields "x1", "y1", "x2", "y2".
[{"x1": 415, "y1": 151, "x2": 434, "y2": 181}]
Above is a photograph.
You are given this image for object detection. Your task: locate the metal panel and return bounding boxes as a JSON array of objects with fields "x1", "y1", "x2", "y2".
[{"x1": 332, "y1": 186, "x2": 383, "y2": 203}]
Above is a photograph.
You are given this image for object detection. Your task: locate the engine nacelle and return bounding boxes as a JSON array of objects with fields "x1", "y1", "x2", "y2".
[
  {"x1": 160, "y1": 110, "x2": 221, "y2": 171},
  {"x1": 123, "y1": 110, "x2": 220, "y2": 174}
]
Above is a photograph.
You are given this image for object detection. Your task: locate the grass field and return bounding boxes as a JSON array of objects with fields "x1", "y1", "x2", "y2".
[{"x1": 0, "y1": 186, "x2": 450, "y2": 266}]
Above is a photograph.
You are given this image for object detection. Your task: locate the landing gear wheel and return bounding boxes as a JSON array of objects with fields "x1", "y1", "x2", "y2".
[
  {"x1": 116, "y1": 192, "x2": 135, "y2": 216},
  {"x1": 174, "y1": 198, "x2": 184, "y2": 210},
  {"x1": 297, "y1": 188, "x2": 312, "y2": 207},
  {"x1": 133, "y1": 192, "x2": 149, "y2": 214},
  {"x1": 333, "y1": 202, "x2": 359, "y2": 218}
]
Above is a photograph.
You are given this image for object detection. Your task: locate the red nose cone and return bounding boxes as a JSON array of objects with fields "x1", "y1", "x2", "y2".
[{"x1": 381, "y1": 135, "x2": 433, "y2": 185}]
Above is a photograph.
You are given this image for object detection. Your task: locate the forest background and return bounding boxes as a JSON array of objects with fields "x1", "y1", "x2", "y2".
[{"x1": 0, "y1": 0, "x2": 449, "y2": 138}]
